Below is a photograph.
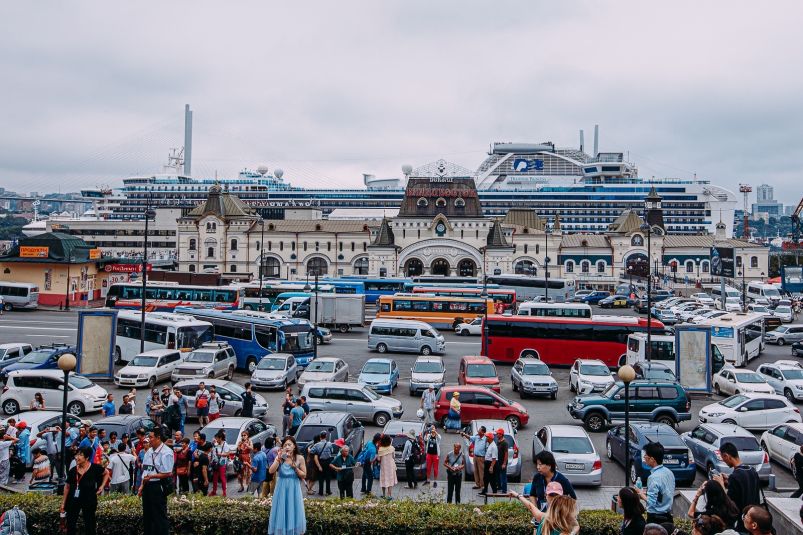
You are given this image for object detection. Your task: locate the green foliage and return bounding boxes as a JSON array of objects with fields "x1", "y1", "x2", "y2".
[
  {"x1": 0, "y1": 493, "x2": 691, "y2": 535},
  {"x1": 0, "y1": 215, "x2": 30, "y2": 241}
]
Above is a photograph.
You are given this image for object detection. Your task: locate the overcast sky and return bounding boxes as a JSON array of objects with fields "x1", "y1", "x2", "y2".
[{"x1": 1, "y1": 1, "x2": 802, "y2": 206}]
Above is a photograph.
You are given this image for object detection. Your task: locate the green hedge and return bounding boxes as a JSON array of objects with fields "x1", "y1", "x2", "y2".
[{"x1": 0, "y1": 493, "x2": 692, "y2": 535}]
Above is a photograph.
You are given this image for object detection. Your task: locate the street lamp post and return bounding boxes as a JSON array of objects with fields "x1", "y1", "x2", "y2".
[
  {"x1": 738, "y1": 269, "x2": 746, "y2": 312},
  {"x1": 140, "y1": 206, "x2": 157, "y2": 353},
  {"x1": 56, "y1": 352, "x2": 77, "y2": 494},
  {"x1": 481, "y1": 275, "x2": 488, "y2": 357},
  {"x1": 258, "y1": 218, "x2": 265, "y2": 311},
  {"x1": 640, "y1": 222, "x2": 653, "y2": 362},
  {"x1": 544, "y1": 225, "x2": 552, "y2": 303},
  {"x1": 618, "y1": 364, "x2": 636, "y2": 487},
  {"x1": 303, "y1": 273, "x2": 319, "y2": 360}
]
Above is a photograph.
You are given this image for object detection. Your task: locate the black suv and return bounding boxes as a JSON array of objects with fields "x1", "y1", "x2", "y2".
[{"x1": 567, "y1": 380, "x2": 691, "y2": 432}]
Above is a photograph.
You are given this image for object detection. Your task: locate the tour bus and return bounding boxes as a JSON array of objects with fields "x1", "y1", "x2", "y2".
[
  {"x1": 699, "y1": 312, "x2": 765, "y2": 367},
  {"x1": 710, "y1": 285, "x2": 742, "y2": 305},
  {"x1": 411, "y1": 276, "x2": 481, "y2": 285},
  {"x1": 105, "y1": 282, "x2": 243, "y2": 311},
  {"x1": 114, "y1": 310, "x2": 214, "y2": 364},
  {"x1": 331, "y1": 277, "x2": 409, "y2": 304},
  {"x1": 313, "y1": 279, "x2": 365, "y2": 296},
  {"x1": 516, "y1": 302, "x2": 592, "y2": 319},
  {"x1": 745, "y1": 283, "x2": 782, "y2": 306},
  {"x1": 241, "y1": 283, "x2": 334, "y2": 310},
  {"x1": 175, "y1": 307, "x2": 315, "y2": 371},
  {"x1": 402, "y1": 281, "x2": 498, "y2": 292},
  {"x1": 0, "y1": 282, "x2": 39, "y2": 310},
  {"x1": 483, "y1": 313, "x2": 662, "y2": 367},
  {"x1": 625, "y1": 333, "x2": 677, "y2": 368},
  {"x1": 375, "y1": 295, "x2": 494, "y2": 328},
  {"x1": 411, "y1": 287, "x2": 517, "y2": 312},
  {"x1": 485, "y1": 274, "x2": 576, "y2": 303}
]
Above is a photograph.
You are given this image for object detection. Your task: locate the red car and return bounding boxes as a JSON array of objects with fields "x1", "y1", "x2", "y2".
[
  {"x1": 433, "y1": 385, "x2": 529, "y2": 430},
  {"x1": 458, "y1": 355, "x2": 501, "y2": 393}
]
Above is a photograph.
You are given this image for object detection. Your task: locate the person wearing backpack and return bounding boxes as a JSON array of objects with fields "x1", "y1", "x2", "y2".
[
  {"x1": 194, "y1": 382, "x2": 210, "y2": 428},
  {"x1": 107, "y1": 443, "x2": 136, "y2": 495},
  {"x1": 358, "y1": 433, "x2": 380, "y2": 496},
  {"x1": 402, "y1": 429, "x2": 419, "y2": 490}
]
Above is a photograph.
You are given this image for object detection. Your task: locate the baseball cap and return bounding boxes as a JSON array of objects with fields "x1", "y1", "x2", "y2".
[
  {"x1": 546, "y1": 482, "x2": 563, "y2": 496},
  {"x1": 485, "y1": 432, "x2": 494, "y2": 438},
  {"x1": 495, "y1": 428, "x2": 505, "y2": 435}
]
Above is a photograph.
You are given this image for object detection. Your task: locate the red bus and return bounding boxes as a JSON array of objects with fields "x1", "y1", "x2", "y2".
[
  {"x1": 411, "y1": 287, "x2": 516, "y2": 312},
  {"x1": 483, "y1": 314, "x2": 664, "y2": 368}
]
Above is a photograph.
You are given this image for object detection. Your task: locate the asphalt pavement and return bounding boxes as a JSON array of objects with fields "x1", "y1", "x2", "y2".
[{"x1": 1, "y1": 306, "x2": 801, "y2": 491}]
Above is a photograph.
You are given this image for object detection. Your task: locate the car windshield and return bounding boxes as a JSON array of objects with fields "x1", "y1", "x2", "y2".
[
  {"x1": 645, "y1": 367, "x2": 676, "y2": 380},
  {"x1": 362, "y1": 362, "x2": 390, "y2": 374},
  {"x1": 735, "y1": 373, "x2": 765, "y2": 384},
  {"x1": 186, "y1": 351, "x2": 214, "y2": 363},
  {"x1": 413, "y1": 361, "x2": 443, "y2": 374},
  {"x1": 362, "y1": 387, "x2": 380, "y2": 400},
  {"x1": 726, "y1": 298, "x2": 739, "y2": 303},
  {"x1": 19, "y1": 350, "x2": 53, "y2": 364},
  {"x1": 523, "y1": 362, "x2": 550, "y2": 375},
  {"x1": 776, "y1": 307, "x2": 792, "y2": 313},
  {"x1": 580, "y1": 364, "x2": 610, "y2": 376},
  {"x1": 466, "y1": 364, "x2": 496, "y2": 378},
  {"x1": 130, "y1": 356, "x2": 159, "y2": 367},
  {"x1": 295, "y1": 425, "x2": 340, "y2": 442},
  {"x1": 470, "y1": 318, "x2": 482, "y2": 326},
  {"x1": 782, "y1": 369, "x2": 803, "y2": 380},
  {"x1": 257, "y1": 358, "x2": 287, "y2": 370},
  {"x1": 201, "y1": 426, "x2": 242, "y2": 445},
  {"x1": 551, "y1": 436, "x2": 593, "y2": 454},
  {"x1": 720, "y1": 395, "x2": 749, "y2": 408},
  {"x1": 764, "y1": 288, "x2": 781, "y2": 298},
  {"x1": 68, "y1": 375, "x2": 95, "y2": 389},
  {"x1": 773, "y1": 327, "x2": 789, "y2": 333},
  {"x1": 602, "y1": 383, "x2": 619, "y2": 398},
  {"x1": 753, "y1": 306, "x2": 768, "y2": 312},
  {"x1": 306, "y1": 361, "x2": 334, "y2": 373},
  {"x1": 721, "y1": 437, "x2": 761, "y2": 452}
]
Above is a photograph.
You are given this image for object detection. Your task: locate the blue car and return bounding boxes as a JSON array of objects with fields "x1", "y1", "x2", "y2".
[
  {"x1": 605, "y1": 422, "x2": 696, "y2": 487},
  {"x1": 0, "y1": 344, "x2": 77, "y2": 382},
  {"x1": 581, "y1": 291, "x2": 612, "y2": 305},
  {"x1": 357, "y1": 358, "x2": 399, "y2": 394}
]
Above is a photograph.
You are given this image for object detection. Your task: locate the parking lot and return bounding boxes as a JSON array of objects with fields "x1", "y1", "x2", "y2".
[{"x1": 1, "y1": 305, "x2": 800, "y2": 490}]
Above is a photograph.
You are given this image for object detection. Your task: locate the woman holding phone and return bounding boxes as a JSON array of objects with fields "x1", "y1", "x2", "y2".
[{"x1": 268, "y1": 436, "x2": 307, "y2": 535}]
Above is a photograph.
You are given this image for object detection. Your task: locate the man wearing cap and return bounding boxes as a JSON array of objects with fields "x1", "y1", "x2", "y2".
[
  {"x1": 460, "y1": 426, "x2": 486, "y2": 489},
  {"x1": 420, "y1": 385, "x2": 436, "y2": 426},
  {"x1": 495, "y1": 428, "x2": 509, "y2": 494},
  {"x1": 402, "y1": 429, "x2": 418, "y2": 489},
  {"x1": 479, "y1": 432, "x2": 498, "y2": 496}
]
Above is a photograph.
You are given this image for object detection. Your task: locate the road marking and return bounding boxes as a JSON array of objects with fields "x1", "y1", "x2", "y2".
[
  {"x1": 0, "y1": 326, "x2": 77, "y2": 331},
  {"x1": 446, "y1": 341, "x2": 481, "y2": 345},
  {"x1": 0, "y1": 320, "x2": 76, "y2": 325},
  {"x1": 26, "y1": 335, "x2": 71, "y2": 338}
]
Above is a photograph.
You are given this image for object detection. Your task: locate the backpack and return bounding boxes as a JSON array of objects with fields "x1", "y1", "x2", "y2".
[
  {"x1": 409, "y1": 439, "x2": 423, "y2": 464},
  {"x1": 0, "y1": 506, "x2": 28, "y2": 535},
  {"x1": 356, "y1": 447, "x2": 368, "y2": 464}
]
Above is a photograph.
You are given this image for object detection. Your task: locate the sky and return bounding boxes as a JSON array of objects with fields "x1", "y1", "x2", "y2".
[{"x1": 1, "y1": 1, "x2": 802, "y2": 206}]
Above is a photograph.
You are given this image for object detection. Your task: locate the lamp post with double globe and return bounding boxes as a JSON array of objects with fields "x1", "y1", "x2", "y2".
[
  {"x1": 56, "y1": 352, "x2": 77, "y2": 494},
  {"x1": 618, "y1": 364, "x2": 636, "y2": 486},
  {"x1": 640, "y1": 222, "x2": 653, "y2": 362}
]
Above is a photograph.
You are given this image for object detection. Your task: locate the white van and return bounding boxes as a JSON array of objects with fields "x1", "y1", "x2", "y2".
[
  {"x1": 625, "y1": 333, "x2": 676, "y2": 368},
  {"x1": 271, "y1": 297, "x2": 309, "y2": 317},
  {"x1": 0, "y1": 282, "x2": 39, "y2": 310},
  {"x1": 367, "y1": 319, "x2": 445, "y2": 355},
  {"x1": 711, "y1": 285, "x2": 741, "y2": 308},
  {"x1": 746, "y1": 283, "x2": 782, "y2": 306}
]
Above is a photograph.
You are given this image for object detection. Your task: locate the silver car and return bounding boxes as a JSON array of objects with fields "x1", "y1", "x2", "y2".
[
  {"x1": 463, "y1": 419, "x2": 521, "y2": 483},
  {"x1": 250, "y1": 353, "x2": 298, "y2": 390},
  {"x1": 511, "y1": 358, "x2": 558, "y2": 400},
  {"x1": 409, "y1": 356, "x2": 445, "y2": 396},
  {"x1": 682, "y1": 423, "x2": 771, "y2": 481},
  {"x1": 765, "y1": 325, "x2": 803, "y2": 346},
  {"x1": 299, "y1": 381, "x2": 403, "y2": 426},
  {"x1": 198, "y1": 417, "x2": 276, "y2": 475},
  {"x1": 297, "y1": 357, "x2": 349, "y2": 392},
  {"x1": 172, "y1": 379, "x2": 269, "y2": 419},
  {"x1": 171, "y1": 342, "x2": 237, "y2": 382},
  {"x1": 532, "y1": 425, "x2": 602, "y2": 486}
]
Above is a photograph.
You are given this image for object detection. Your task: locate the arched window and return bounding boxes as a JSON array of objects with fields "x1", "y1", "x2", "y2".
[
  {"x1": 702, "y1": 261, "x2": 709, "y2": 273},
  {"x1": 405, "y1": 259, "x2": 423, "y2": 276},
  {"x1": 307, "y1": 257, "x2": 328, "y2": 277},
  {"x1": 230, "y1": 239, "x2": 238, "y2": 251},
  {"x1": 736, "y1": 256, "x2": 742, "y2": 268},
  {"x1": 515, "y1": 260, "x2": 536, "y2": 275},
  {"x1": 207, "y1": 247, "x2": 215, "y2": 258},
  {"x1": 581, "y1": 261, "x2": 590, "y2": 273},
  {"x1": 565, "y1": 261, "x2": 574, "y2": 273},
  {"x1": 597, "y1": 261, "x2": 605, "y2": 273},
  {"x1": 354, "y1": 257, "x2": 368, "y2": 275},
  {"x1": 262, "y1": 257, "x2": 281, "y2": 278},
  {"x1": 631, "y1": 235, "x2": 644, "y2": 247},
  {"x1": 686, "y1": 261, "x2": 694, "y2": 273},
  {"x1": 188, "y1": 239, "x2": 196, "y2": 251},
  {"x1": 431, "y1": 259, "x2": 450, "y2": 276},
  {"x1": 750, "y1": 256, "x2": 759, "y2": 268},
  {"x1": 459, "y1": 259, "x2": 476, "y2": 277}
]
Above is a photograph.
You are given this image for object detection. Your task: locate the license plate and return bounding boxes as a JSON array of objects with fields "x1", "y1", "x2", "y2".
[
  {"x1": 565, "y1": 463, "x2": 584, "y2": 470},
  {"x1": 534, "y1": 388, "x2": 549, "y2": 392},
  {"x1": 663, "y1": 459, "x2": 680, "y2": 465}
]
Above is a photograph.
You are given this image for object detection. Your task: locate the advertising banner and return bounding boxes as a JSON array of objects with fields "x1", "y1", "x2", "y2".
[
  {"x1": 104, "y1": 263, "x2": 152, "y2": 273},
  {"x1": 710, "y1": 247, "x2": 734, "y2": 278},
  {"x1": 89, "y1": 249, "x2": 102, "y2": 260},
  {"x1": 20, "y1": 246, "x2": 49, "y2": 258}
]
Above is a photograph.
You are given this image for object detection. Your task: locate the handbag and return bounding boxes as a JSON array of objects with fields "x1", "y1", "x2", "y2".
[
  {"x1": 372, "y1": 461, "x2": 380, "y2": 479},
  {"x1": 161, "y1": 476, "x2": 175, "y2": 497},
  {"x1": 176, "y1": 466, "x2": 189, "y2": 477},
  {"x1": 232, "y1": 457, "x2": 244, "y2": 472}
]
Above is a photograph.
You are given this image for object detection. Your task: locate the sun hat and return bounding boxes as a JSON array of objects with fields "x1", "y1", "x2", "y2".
[{"x1": 405, "y1": 429, "x2": 416, "y2": 439}]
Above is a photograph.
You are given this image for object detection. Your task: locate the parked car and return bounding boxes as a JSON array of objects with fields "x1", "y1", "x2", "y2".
[
  {"x1": 747, "y1": 303, "x2": 773, "y2": 316},
  {"x1": 293, "y1": 411, "x2": 364, "y2": 458},
  {"x1": 766, "y1": 325, "x2": 803, "y2": 346},
  {"x1": 357, "y1": 358, "x2": 399, "y2": 394},
  {"x1": 382, "y1": 420, "x2": 427, "y2": 481},
  {"x1": 433, "y1": 386, "x2": 529, "y2": 430},
  {"x1": 511, "y1": 358, "x2": 558, "y2": 399},
  {"x1": 172, "y1": 379, "x2": 269, "y2": 419},
  {"x1": 409, "y1": 356, "x2": 446, "y2": 396},
  {"x1": 760, "y1": 422, "x2": 803, "y2": 477},
  {"x1": 757, "y1": 363, "x2": 803, "y2": 403},
  {"x1": 698, "y1": 393, "x2": 802, "y2": 430},
  {"x1": 0, "y1": 344, "x2": 77, "y2": 382},
  {"x1": 0, "y1": 344, "x2": 34, "y2": 382},
  {"x1": 249, "y1": 353, "x2": 298, "y2": 390},
  {"x1": 581, "y1": 291, "x2": 611, "y2": 305},
  {"x1": 171, "y1": 342, "x2": 237, "y2": 382},
  {"x1": 678, "y1": 308, "x2": 711, "y2": 323},
  {"x1": 115, "y1": 349, "x2": 185, "y2": 389},
  {"x1": 774, "y1": 306, "x2": 794, "y2": 323},
  {"x1": 567, "y1": 380, "x2": 692, "y2": 432},
  {"x1": 683, "y1": 423, "x2": 771, "y2": 481},
  {"x1": 297, "y1": 357, "x2": 349, "y2": 392},
  {"x1": 608, "y1": 422, "x2": 695, "y2": 486},
  {"x1": 573, "y1": 290, "x2": 594, "y2": 302},
  {"x1": 569, "y1": 359, "x2": 615, "y2": 394},
  {"x1": 315, "y1": 326, "x2": 332, "y2": 344},
  {"x1": 458, "y1": 356, "x2": 501, "y2": 393},
  {"x1": 691, "y1": 293, "x2": 715, "y2": 306},
  {"x1": 652, "y1": 309, "x2": 677, "y2": 325},
  {"x1": 598, "y1": 296, "x2": 635, "y2": 309},
  {"x1": 634, "y1": 299, "x2": 650, "y2": 314},
  {"x1": 1, "y1": 369, "x2": 107, "y2": 416},
  {"x1": 718, "y1": 297, "x2": 743, "y2": 312},
  {"x1": 199, "y1": 417, "x2": 276, "y2": 475},
  {"x1": 713, "y1": 367, "x2": 775, "y2": 397},
  {"x1": 455, "y1": 317, "x2": 483, "y2": 336},
  {"x1": 534, "y1": 425, "x2": 601, "y2": 486},
  {"x1": 792, "y1": 342, "x2": 803, "y2": 357},
  {"x1": 650, "y1": 290, "x2": 673, "y2": 302},
  {"x1": 300, "y1": 382, "x2": 403, "y2": 426},
  {"x1": 94, "y1": 415, "x2": 158, "y2": 450},
  {"x1": 690, "y1": 310, "x2": 729, "y2": 324},
  {"x1": 464, "y1": 419, "x2": 521, "y2": 482},
  {"x1": 0, "y1": 411, "x2": 86, "y2": 466},
  {"x1": 632, "y1": 362, "x2": 677, "y2": 382}
]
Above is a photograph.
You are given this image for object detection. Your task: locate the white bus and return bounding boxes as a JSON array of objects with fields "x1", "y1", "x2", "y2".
[
  {"x1": 0, "y1": 282, "x2": 39, "y2": 310},
  {"x1": 700, "y1": 312, "x2": 765, "y2": 367},
  {"x1": 485, "y1": 274, "x2": 576, "y2": 303},
  {"x1": 625, "y1": 333, "x2": 676, "y2": 368},
  {"x1": 114, "y1": 310, "x2": 214, "y2": 364},
  {"x1": 517, "y1": 302, "x2": 592, "y2": 318}
]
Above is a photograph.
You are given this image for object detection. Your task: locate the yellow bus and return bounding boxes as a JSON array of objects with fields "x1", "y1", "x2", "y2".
[{"x1": 375, "y1": 294, "x2": 495, "y2": 328}]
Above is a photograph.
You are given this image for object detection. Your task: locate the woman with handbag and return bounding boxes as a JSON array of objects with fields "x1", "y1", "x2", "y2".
[
  {"x1": 235, "y1": 431, "x2": 253, "y2": 493},
  {"x1": 174, "y1": 438, "x2": 192, "y2": 494},
  {"x1": 443, "y1": 392, "x2": 462, "y2": 432}
]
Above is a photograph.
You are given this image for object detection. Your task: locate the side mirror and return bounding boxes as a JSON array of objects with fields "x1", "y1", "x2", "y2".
[
  {"x1": 739, "y1": 406, "x2": 748, "y2": 412},
  {"x1": 493, "y1": 402, "x2": 500, "y2": 408}
]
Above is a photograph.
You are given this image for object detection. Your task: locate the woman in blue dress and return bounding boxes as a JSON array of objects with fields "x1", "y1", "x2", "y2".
[{"x1": 268, "y1": 436, "x2": 307, "y2": 535}]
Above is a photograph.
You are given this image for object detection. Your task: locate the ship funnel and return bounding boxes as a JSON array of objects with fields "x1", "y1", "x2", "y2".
[{"x1": 184, "y1": 104, "x2": 193, "y2": 176}]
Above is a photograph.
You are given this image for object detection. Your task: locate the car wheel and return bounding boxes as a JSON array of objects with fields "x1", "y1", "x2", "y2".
[
  {"x1": 778, "y1": 338, "x2": 786, "y2": 346},
  {"x1": 227, "y1": 367, "x2": 235, "y2": 380},
  {"x1": 409, "y1": 388, "x2": 415, "y2": 397},
  {"x1": 441, "y1": 415, "x2": 449, "y2": 428},
  {"x1": 570, "y1": 380, "x2": 576, "y2": 393},
  {"x1": 550, "y1": 391, "x2": 557, "y2": 400},
  {"x1": 246, "y1": 358, "x2": 258, "y2": 374},
  {"x1": 234, "y1": 409, "x2": 242, "y2": 417},
  {"x1": 2, "y1": 399, "x2": 19, "y2": 415},
  {"x1": 420, "y1": 346, "x2": 432, "y2": 356},
  {"x1": 339, "y1": 325, "x2": 349, "y2": 333},
  {"x1": 722, "y1": 419, "x2": 737, "y2": 425},
  {"x1": 460, "y1": 329, "x2": 469, "y2": 336},
  {"x1": 344, "y1": 374, "x2": 349, "y2": 382},
  {"x1": 374, "y1": 412, "x2": 390, "y2": 427},
  {"x1": 283, "y1": 378, "x2": 289, "y2": 391},
  {"x1": 583, "y1": 412, "x2": 605, "y2": 432},
  {"x1": 2, "y1": 303, "x2": 11, "y2": 312},
  {"x1": 630, "y1": 461, "x2": 639, "y2": 485},
  {"x1": 714, "y1": 383, "x2": 721, "y2": 395},
  {"x1": 505, "y1": 415, "x2": 521, "y2": 430},
  {"x1": 785, "y1": 389, "x2": 796, "y2": 403},
  {"x1": 655, "y1": 415, "x2": 676, "y2": 427},
  {"x1": 377, "y1": 343, "x2": 387, "y2": 354},
  {"x1": 147, "y1": 376, "x2": 156, "y2": 390},
  {"x1": 244, "y1": 304, "x2": 255, "y2": 311},
  {"x1": 316, "y1": 336, "x2": 323, "y2": 345},
  {"x1": 114, "y1": 347, "x2": 123, "y2": 365},
  {"x1": 67, "y1": 401, "x2": 85, "y2": 416},
  {"x1": 606, "y1": 440, "x2": 613, "y2": 459},
  {"x1": 512, "y1": 381, "x2": 519, "y2": 392},
  {"x1": 208, "y1": 373, "x2": 215, "y2": 379}
]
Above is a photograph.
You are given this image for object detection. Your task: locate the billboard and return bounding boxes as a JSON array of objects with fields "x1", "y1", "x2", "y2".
[
  {"x1": 89, "y1": 249, "x2": 102, "y2": 260},
  {"x1": 20, "y1": 246, "x2": 49, "y2": 258},
  {"x1": 710, "y1": 247, "x2": 734, "y2": 278}
]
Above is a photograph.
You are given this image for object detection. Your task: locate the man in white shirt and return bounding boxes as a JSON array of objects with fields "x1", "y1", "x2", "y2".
[
  {"x1": 107, "y1": 443, "x2": 137, "y2": 494},
  {"x1": 479, "y1": 432, "x2": 498, "y2": 496},
  {"x1": 0, "y1": 428, "x2": 20, "y2": 486},
  {"x1": 139, "y1": 427, "x2": 174, "y2": 535}
]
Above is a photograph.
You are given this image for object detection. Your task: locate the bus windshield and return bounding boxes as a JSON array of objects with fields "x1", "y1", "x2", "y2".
[{"x1": 177, "y1": 326, "x2": 213, "y2": 349}]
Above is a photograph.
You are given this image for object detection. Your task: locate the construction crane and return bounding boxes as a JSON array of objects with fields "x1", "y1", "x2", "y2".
[
  {"x1": 739, "y1": 184, "x2": 752, "y2": 239},
  {"x1": 791, "y1": 197, "x2": 803, "y2": 247}
]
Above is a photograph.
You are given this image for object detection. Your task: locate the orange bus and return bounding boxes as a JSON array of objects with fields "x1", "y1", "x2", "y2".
[
  {"x1": 411, "y1": 286, "x2": 516, "y2": 312},
  {"x1": 376, "y1": 295, "x2": 494, "y2": 328}
]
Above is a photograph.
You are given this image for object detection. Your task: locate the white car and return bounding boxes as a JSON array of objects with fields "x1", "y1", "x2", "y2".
[
  {"x1": 698, "y1": 393, "x2": 802, "y2": 431},
  {"x1": 454, "y1": 317, "x2": 483, "y2": 336},
  {"x1": 670, "y1": 303, "x2": 699, "y2": 314},
  {"x1": 747, "y1": 304, "x2": 773, "y2": 316},
  {"x1": 1, "y1": 369, "x2": 108, "y2": 416},
  {"x1": 720, "y1": 297, "x2": 742, "y2": 312},
  {"x1": 115, "y1": 349, "x2": 185, "y2": 389},
  {"x1": 760, "y1": 422, "x2": 803, "y2": 476},
  {"x1": 569, "y1": 359, "x2": 615, "y2": 394},
  {"x1": 713, "y1": 367, "x2": 775, "y2": 396},
  {"x1": 679, "y1": 308, "x2": 710, "y2": 323},
  {"x1": 691, "y1": 310, "x2": 728, "y2": 324},
  {"x1": 757, "y1": 363, "x2": 803, "y2": 402},
  {"x1": 691, "y1": 293, "x2": 715, "y2": 306},
  {"x1": 774, "y1": 360, "x2": 803, "y2": 369},
  {"x1": 774, "y1": 306, "x2": 794, "y2": 323},
  {"x1": 409, "y1": 356, "x2": 445, "y2": 395}
]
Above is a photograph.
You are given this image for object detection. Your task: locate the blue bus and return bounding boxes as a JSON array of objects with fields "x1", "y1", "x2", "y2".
[
  {"x1": 318, "y1": 279, "x2": 365, "y2": 297},
  {"x1": 402, "y1": 281, "x2": 500, "y2": 292},
  {"x1": 175, "y1": 307, "x2": 315, "y2": 371},
  {"x1": 328, "y1": 277, "x2": 409, "y2": 304}
]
